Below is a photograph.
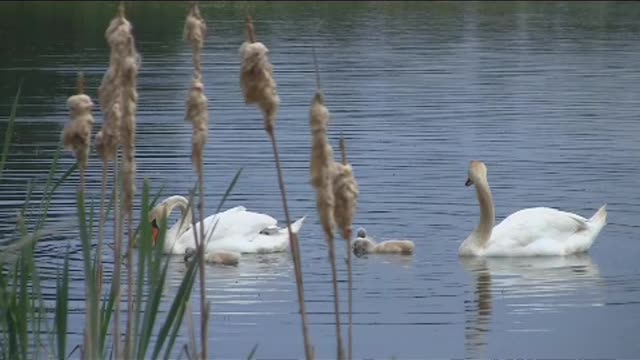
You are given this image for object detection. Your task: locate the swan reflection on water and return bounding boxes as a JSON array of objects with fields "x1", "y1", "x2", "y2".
[
  {"x1": 460, "y1": 254, "x2": 605, "y2": 359},
  {"x1": 164, "y1": 252, "x2": 292, "y2": 304}
]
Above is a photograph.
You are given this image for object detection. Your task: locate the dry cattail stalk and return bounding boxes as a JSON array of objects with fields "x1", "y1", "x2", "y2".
[
  {"x1": 335, "y1": 137, "x2": 359, "y2": 360},
  {"x1": 239, "y1": 16, "x2": 280, "y2": 134},
  {"x1": 309, "y1": 90, "x2": 345, "y2": 360},
  {"x1": 117, "y1": 14, "x2": 140, "y2": 360},
  {"x1": 98, "y1": 3, "x2": 140, "y2": 358},
  {"x1": 240, "y1": 15, "x2": 314, "y2": 360},
  {"x1": 184, "y1": 3, "x2": 210, "y2": 359},
  {"x1": 62, "y1": 72, "x2": 96, "y2": 360}
]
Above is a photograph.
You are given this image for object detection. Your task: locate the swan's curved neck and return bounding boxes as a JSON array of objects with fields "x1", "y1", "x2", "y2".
[
  {"x1": 474, "y1": 179, "x2": 495, "y2": 247},
  {"x1": 161, "y1": 196, "x2": 193, "y2": 246}
]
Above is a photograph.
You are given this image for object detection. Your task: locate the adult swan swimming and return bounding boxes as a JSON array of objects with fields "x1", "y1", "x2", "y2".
[
  {"x1": 148, "y1": 195, "x2": 305, "y2": 255},
  {"x1": 460, "y1": 161, "x2": 607, "y2": 257}
]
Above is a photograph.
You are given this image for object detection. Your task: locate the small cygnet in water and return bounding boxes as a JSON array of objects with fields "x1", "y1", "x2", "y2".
[
  {"x1": 184, "y1": 247, "x2": 241, "y2": 267},
  {"x1": 352, "y1": 227, "x2": 415, "y2": 257}
]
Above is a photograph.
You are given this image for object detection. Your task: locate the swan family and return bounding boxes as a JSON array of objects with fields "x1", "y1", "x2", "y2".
[{"x1": 148, "y1": 160, "x2": 607, "y2": 265}]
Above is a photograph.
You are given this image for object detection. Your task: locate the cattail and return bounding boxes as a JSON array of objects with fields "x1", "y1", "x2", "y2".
[
  {"x1": 184, "y1": 3, "x2": 210, "y2": 360},
  {"x1": 184, "y1": 2, "x2": 207, "y2": 76},
  {"x1": 99, "y1": 4, "x2": 140, "y2": 358},
  {"x1": 333, "y1": 162, "x2": 359, "y2": 241},
  {"x1": 186, "y1": 78, "x2": 208, "y2": 172},
  {"x1": 97, "y1": 69, "x2": 121, "y2": 162},
  {"x1": 62, "y1": 92, "x2": 95, "y2": 175},
  {"x1": 120, "y1": 50, "x2": 139, "y2": 212},
  {"x1": 241, "y1": 15, "x2": 313, "y2": 360},
  {"x1": 310, "y1": 91, "x2": 336, "y2": 238},
  {"x1": 239, "y1": 16, "x2": 280, "y2": 133}
]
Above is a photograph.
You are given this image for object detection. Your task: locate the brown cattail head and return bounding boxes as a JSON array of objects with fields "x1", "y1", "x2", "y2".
[
  {"x1": 119, "y1": 44, "x2": 139, "y2": 213},
  {"x1": 101, "y1": 3, "x2": 140, "y2": 212},
  {"x1": 239, "y1": 16, "x2": 279, "y2": 133},
  {"x1": 184, "y1": 2, "x2": 207, "y2": 76},
  {"x1": 309, "y1": 90, "x2": 336, "y2": 239},
  {"x1": 63, "y1": 93, "x2": 95, "y2": 173},
  {"x1": 97, "y1": 4, "x2": 134, "y2": 163},
  {"x1": 185, "y1": 77, "x2": 209, "y2": 174},
  {"x1": 332, "y1": 162, "x2": 359, "y2": 240}
]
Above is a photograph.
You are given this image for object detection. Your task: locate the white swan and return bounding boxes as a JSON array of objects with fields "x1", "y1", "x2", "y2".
[
  {"x1": 460, "y1": 160, "x2": 608, "y2": 257},
  {"x1": 148, "y1": 195, "x2": 305, "y2": 255}
]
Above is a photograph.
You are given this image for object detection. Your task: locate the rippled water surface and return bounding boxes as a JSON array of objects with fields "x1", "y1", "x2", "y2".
[{"x1": 1, "y1": 1, "x2": 639, "y2": 358}]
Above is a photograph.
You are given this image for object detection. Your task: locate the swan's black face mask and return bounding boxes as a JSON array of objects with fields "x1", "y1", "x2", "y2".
[
  {"x1": 465, "y1": 178, "x2": 474, "y2": 187},
  {"x1": 151, "y1": 219, "x2": 159, "y2": 246}
]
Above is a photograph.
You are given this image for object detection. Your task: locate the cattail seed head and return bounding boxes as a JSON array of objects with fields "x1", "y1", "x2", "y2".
[
  {"x1": 239, "y1": 17, "x2": 279, "y2": 133},
  {"x1": 185, "y1": 77, "x2": 209, "y2": 173},
  {"x1": 310, "y1": 91, "x2": 336, "y2": 239},
  {"x1": 332, "y1": 162, "x2": 359, "y2": 240},
  {"x1": 184, "y1": 2, "x2": 209, "y2": 177},
  {"x1": 184, "y1": 3, "x2": 207, "y2": 76},
  {"x1": 63, "y1": 93, "x2": 95, "y2": 172},
  {"x1": 101, "y1": 4, "x2": 140, "y2": 212}
]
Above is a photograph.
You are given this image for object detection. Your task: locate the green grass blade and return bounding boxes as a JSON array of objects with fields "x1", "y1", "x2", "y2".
[
  {"x1": 75, "y1": 191, "x2": 98, "y2": 359},
  {"x1": 55, "y1": 246, "x2": 70, "y2": 360},
  {"x1": 0, "y1": 80, "x2": 22, "y2": 180},
  {"x1": 152, "y1": 256, "x2": 198, "y2": 360},
  {"x1": 215, "y1": 168, "x2": 243, "y2": 214},
  {"x1": 99, "y1": 271, "x2": 117, "y2": 359},
  {"x1": 133, "y1": 180, "x2": 152, "y2": 358},
  {"x1": 247, "y1": 344, "x2": 259, "y2": 360},
  {"x1": 138, "y1": 236, "x2": 171, "y2": 359}
]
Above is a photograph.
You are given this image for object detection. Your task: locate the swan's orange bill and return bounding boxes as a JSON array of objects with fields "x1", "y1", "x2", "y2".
[{"x1": 152, "y1": 227, "x2": 159, "y2": 246}]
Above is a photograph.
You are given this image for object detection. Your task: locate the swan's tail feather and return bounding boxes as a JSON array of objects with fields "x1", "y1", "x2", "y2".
[
  {"x1": 589, "y1": 204, "x2": 607, "y2": 228},
  {"x1": 290, "y1": 216, "x2": 306, "y2": 234}
]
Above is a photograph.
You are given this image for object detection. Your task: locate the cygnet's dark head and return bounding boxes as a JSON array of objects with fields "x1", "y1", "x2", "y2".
[
  {"x1": 352, "y1": 238, "x2": 375, "y2": 257},
  {"x1": 356, "y1": 227, "x2": 367, "y2": 239},
  {"x1": 184, "y1": 247, "x2": 196, "y2": 263}
]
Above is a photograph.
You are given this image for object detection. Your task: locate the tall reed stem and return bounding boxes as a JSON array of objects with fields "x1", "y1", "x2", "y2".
[
  {"x1": 197, "y1": 172, "x2": 208, "y2": 360},
  {"x1": 327, "y1": 232, "x2": 345, "y2": 360},
  {"x1": 96, "y1": 160, "x2": 108, "y2": 303},
  {"x1": 111, "y1": 155, "x2": 122, "y2": 358},
  {"x1": 267, "y1": 130, "x2": 314, "y2": 360},
  {"x1": 125, "y1": 210, "x2": 134, "y2": 357},
  {"x1": 340, "y1": 138, "x2": 353, "y2": 360}
]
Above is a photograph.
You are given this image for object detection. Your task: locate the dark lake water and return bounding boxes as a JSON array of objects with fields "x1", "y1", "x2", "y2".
[{"x1": 1, "y1": 1, "x2": 639, "y2": 358}]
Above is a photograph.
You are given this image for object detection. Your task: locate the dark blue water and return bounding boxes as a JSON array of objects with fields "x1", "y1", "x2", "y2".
[{"x1": 0, "y1": 2, "x2": 639, "y2": 358}]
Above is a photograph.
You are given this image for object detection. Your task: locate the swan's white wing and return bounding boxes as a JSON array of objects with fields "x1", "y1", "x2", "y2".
[
  {"x1": 200, "y1": 207, "x2": 278, "y2": 244},
  {"x1": 490, "y1": 207, "x2": 589, "y2": 250}
]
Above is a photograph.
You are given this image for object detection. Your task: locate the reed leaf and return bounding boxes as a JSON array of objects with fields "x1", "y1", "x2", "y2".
[
  {"x1": 55, "y1": 246, "x2": 70, "y2": 360},
  {"x1": 0, "y1": 81, "x2": 22, "y2": 180}
]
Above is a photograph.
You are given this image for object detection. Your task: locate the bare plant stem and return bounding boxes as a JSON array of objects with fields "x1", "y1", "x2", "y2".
[
  {"x1": 327, "y1": 234, "x2": 345, "y2": 360},
  {"x1": 346, "y1": 235, "x2": 353, "y2": 360},
  {"x1": 126, "y1": 210, "x2": 134, "y2": 358},
  {"x1": 96, "y1": 160, "x2": 109, "y2": 341},
  {"x1": 79, "y1": 166, "x2": 95, "y2": 360},
  {"x1": 340, "y1": 138, "x2": 353, "y2": 360},
  {"x1": 187, "y1": 184, "x2": 206, "y2": 359},
  {"x1": 267, "y1": 129, "x2": 314, "y2": 360},
  {"x1": 197, "y1": 169, "x2": 208, "y2": 360},
  {"x1": 111, "y1": 155, "x2": 122, "y2": 358},
  {"x1": 186, "y1": 299, "x2": 198, "y2": 359}
]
